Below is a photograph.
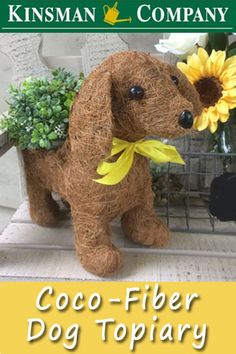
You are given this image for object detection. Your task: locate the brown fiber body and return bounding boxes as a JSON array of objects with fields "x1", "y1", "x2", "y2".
[{"x1": 22, "y1": 51, "x2": 202, "y2": 277}]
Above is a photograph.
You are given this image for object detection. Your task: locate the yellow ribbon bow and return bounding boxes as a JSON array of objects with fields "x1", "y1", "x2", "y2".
[{"x1": 93, "y1": 137, "x2": 185, "y2": 185}]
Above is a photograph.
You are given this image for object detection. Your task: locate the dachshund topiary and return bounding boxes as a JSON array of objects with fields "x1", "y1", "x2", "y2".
[{"x1": 22, "y1": 51, "x2": 202, "y2": 277}]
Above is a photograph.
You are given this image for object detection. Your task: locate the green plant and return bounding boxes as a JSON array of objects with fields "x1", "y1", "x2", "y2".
[
  {"x1": 0, "y1": 68, "x2": 84, "y2": 150},
  {"x1": 149, "y1": 160, "x2": 168, "y2": 181}
]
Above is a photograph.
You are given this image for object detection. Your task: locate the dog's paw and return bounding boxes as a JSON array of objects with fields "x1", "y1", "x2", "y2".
[
  {"x1": 122, "y1": 211, "x2": 170, "y2": 248},
  {"x1": 79, "y1": 244, "x2": 123, "y2": 277}
]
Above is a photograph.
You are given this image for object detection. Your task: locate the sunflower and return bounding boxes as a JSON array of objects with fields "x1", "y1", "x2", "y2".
[{"x1": 177, "y1": 48, "x2": 236, "y2": 133}]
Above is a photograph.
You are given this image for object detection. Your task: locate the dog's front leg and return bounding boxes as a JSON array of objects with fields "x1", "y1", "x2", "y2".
[
  {"x1": 71, "y1": 210, "x2": 123, "y2": 277},
  {"x1": 121, "y1": 183, "x2": 170, "y2": 248}
]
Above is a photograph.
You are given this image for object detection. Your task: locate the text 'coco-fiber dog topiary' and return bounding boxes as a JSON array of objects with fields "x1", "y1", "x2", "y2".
[{"x1": 22, "y1": 51, "x2": 202, "y2": 277}]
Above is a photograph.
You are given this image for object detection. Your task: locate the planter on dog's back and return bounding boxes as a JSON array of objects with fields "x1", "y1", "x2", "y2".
[{"x1": 22, "y1": 51, "x2": 202, "y2": 277}]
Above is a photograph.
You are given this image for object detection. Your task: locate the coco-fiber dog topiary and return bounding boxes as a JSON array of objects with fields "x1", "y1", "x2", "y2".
[{"x1": 22, "y1": 51, "x2": 202, "y2": 277}]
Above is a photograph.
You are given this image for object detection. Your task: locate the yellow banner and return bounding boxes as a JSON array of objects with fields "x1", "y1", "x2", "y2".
[{"x1": 0, "y1": 282, "x2": 235, "y2": 353}]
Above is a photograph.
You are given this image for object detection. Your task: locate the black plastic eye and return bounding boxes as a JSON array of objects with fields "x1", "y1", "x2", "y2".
[
  {"x1": 129, "y1": 86, "x2": 145, "y2": 100},
  {"x1": 171, "y1": 75, "x2": 179, "y2": 86}
]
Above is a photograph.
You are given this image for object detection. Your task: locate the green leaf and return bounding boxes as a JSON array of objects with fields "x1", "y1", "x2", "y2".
[
  {"x1": 227, "y1": 48, "x2": 236, "y2": 58},
  {"x1": 61, "y1": 110, "x2": 68, "y2": 118},
  {"x1": 48, "y1": 132, "x2": 58, "y2": 140},
  {"x1": 36, "y1": 123, "x2": 44, "y2": 132},
  {"x1": 54, "y1": 105, "x2": 62, "y2": 113},
  {"x1": 45, "y1": 140, "x2": 51, "y2": 149},
  {"x1": 44, "y1": 124, "x2": 50, "y2": 133},
  {"x1": 208, "y1": 33, "x2": 228, "y2": 51},
  {"x1": 64, "y1": 99, "x2": 72, "y2": 109},
  {"x1": 47, "y1": 108, "x2": 52, "y2": 117},
  {"x1": 228, "y1": 41, "x2": 236, "y2": 51},
  {"x1": 31, "y1": 136, "x2": 39, "y2": 144},
  {"x1": 39, "y1": 139, "x2": 46, "y2": 148},
  {"x1": 40, "y1": 107, "x2": 47, "y2": 116}
]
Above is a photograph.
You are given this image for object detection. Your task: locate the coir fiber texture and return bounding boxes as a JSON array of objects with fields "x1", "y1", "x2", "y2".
[{"x1": 22, "y1": 51, "x2": 202, "y2": 277}]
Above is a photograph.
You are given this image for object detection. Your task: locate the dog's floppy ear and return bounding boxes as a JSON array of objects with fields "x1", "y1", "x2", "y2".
[{"x1": 69, "y1": 70, "x2": 113, "y2": 166}]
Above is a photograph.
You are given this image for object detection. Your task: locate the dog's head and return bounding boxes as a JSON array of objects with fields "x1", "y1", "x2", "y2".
[{"x1": 70, "y1": 51, "x2": 202, "y2": 161}]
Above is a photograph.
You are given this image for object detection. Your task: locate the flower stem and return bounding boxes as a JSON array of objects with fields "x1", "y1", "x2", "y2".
[{"x1": 213, "y1": 120, "x2": 235, "y2": 170}]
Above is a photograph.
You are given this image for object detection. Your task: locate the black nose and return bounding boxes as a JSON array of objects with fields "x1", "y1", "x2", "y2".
[{"x1": 178, "y1": 110, "x2": 193, "y2": 129}]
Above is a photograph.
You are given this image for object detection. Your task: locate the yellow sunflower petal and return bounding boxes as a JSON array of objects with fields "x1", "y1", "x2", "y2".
[
  {"x1": 216, "y1": 100, "x2": 229, "y2": 115},
  {"x1": 219, "y1": 113, "x2": 230, "y2": 123},
  {"x1": 223, "y1": 62, "x2": 236, "y2": 70},
  {"x1": 209, "y1": 121, "x2": 218, "y2": 133},
  {"x1": 225, "y1": 88, "x2": 236, "y2": 98},
  {"x1": 222, "y1": 55, "x2": 236, "y2": 71},
  {"x1": 197, "y1": 48, "x2": 209, "y2": 66},
  {"x1": 222, "y1": 98, "x2": 236, "y2": 109},
  {"x1": 221, "y1": 94, "x2": 236, "y2": 109},
  {"x1": 177, "y1": 62, "x2": 199, "y2": 83},
  {"x1": 187, "y1": 53, "x2": 203, "y2": 72},
  {"x1": 209, "y1": 49, "x2": 217, "y2": 57},
  {"x1": 204, "y1": 54, "x2": 213, "y2": 76},
  {"x1": 228, "y1": 104, "x2": 236, "y2": 109},
  {"x1": 222, "y1": 90, "x2": 236, "y2": 98},
  {"x1": 222, "y1": 94, "x2": 236, "y2": 103},
  {"x1": 210, "y1": 50, "x2": 226, "y2": 76},
  {"x1": 222, "y1": 77, "x2": 236, "y2": 90},
  {"x1": 177, "y1": 62, "x2": 193, "y2": 83},
  {"x1": 194, "y1": 110, "x2": 209, "y2": 131},
  {"x1": 220, "y1": 67, "x2": 236, "y2": 81},
  {"x1": 208, "y1": 107, "x2": 219, "y2": 122},
  {"x1": 176, "y1": 62, "x2": 188, "y2": 73}
]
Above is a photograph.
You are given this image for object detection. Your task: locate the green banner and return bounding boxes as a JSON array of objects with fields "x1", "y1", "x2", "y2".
[{"x1": 0, "y1": 0, "x2": 235, "y2": 32}]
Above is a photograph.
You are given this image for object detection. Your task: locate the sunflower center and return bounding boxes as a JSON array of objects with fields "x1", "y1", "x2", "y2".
[{"x1": 194, "y1": 77, "x2": 222, "y2": 108}]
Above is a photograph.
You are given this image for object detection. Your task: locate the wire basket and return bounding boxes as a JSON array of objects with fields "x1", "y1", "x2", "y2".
[{"x1": 152, "y1": 134, "x2": 236, "y2": 235}]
